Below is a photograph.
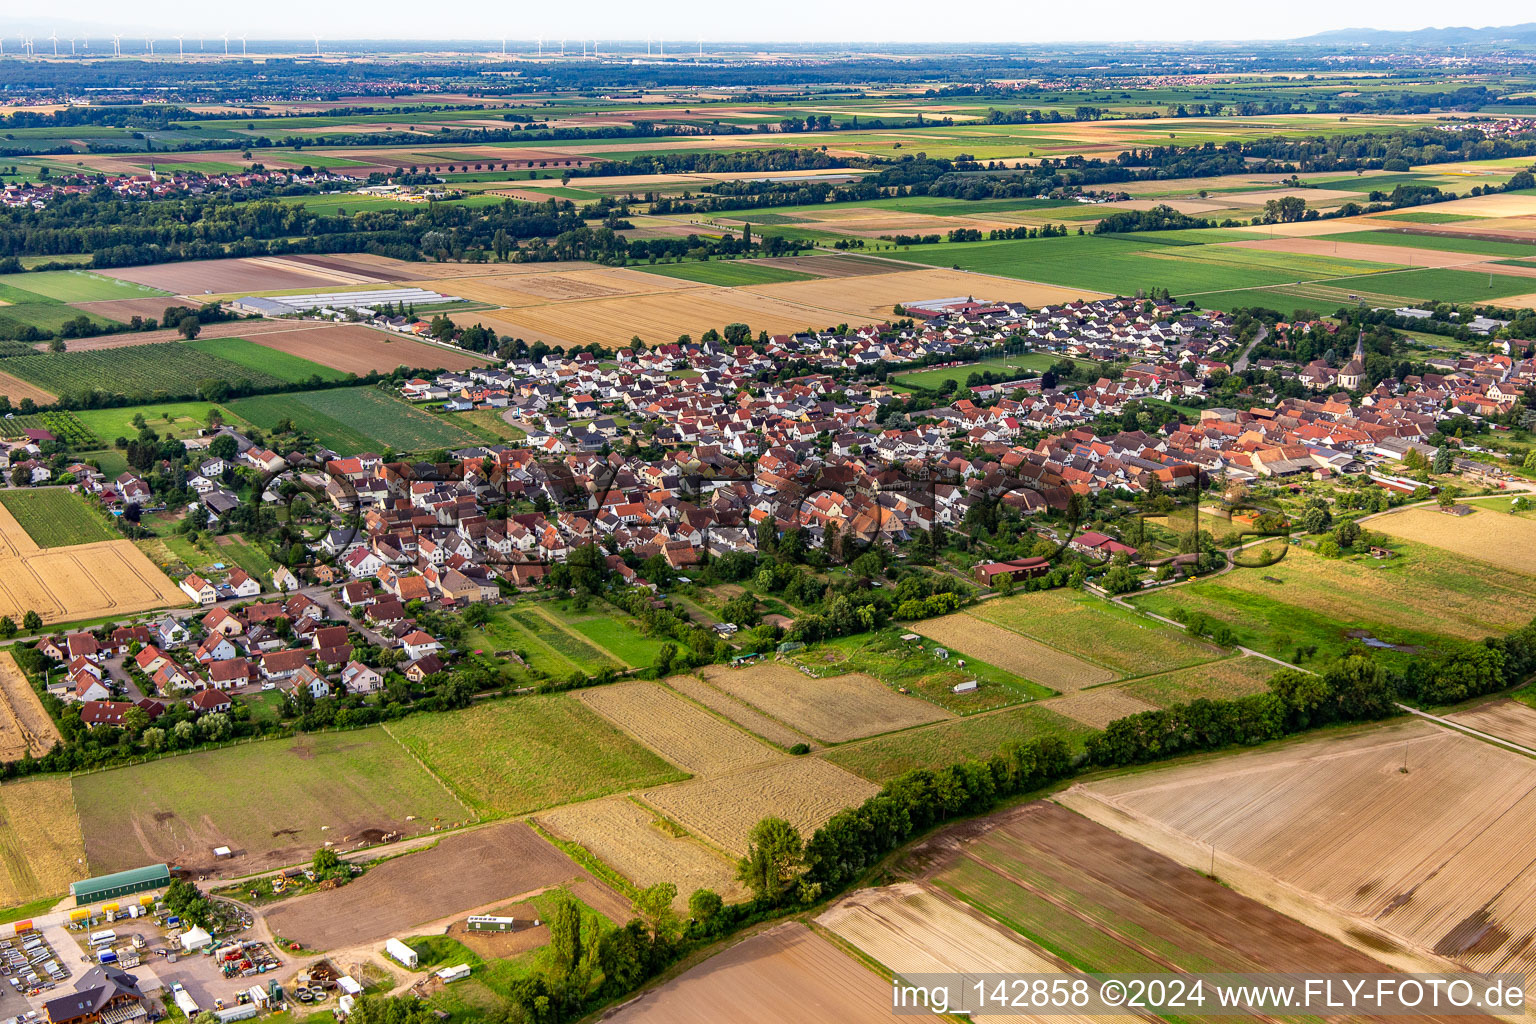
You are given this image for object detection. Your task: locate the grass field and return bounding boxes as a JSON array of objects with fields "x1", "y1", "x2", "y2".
[
  {"x1": 970, "y1": 589, "x2": 1222, "y2": 678},
  {"x1": 0, "y1": 270, "x2": 170, "y2": 303},
  {"x1": 227, "y1": 386, "x2": 481, "y2": 453},
  {"x1": 891, "y1": 353, "x2": 1064, "y2": 390},
  {"x1": 1132, "y1": 541, "x2": 1536, "y2": 661},
  {"x1": 822, "y1": 702, "x2": 1094, "y2": 782},
  {"x1": 69, "y1": 401, "x2": 253, "y2": 444},
  {"x1": 185, "y1": 337, "x2": 351, "y2": 384},
  {"x1": 73, "y1": 728, "x2": 467, "y2": 876},
  {"x1": 1119, "y1": 655, "x2": 1278, "y2": 706},
  {"x1": 633, "y1": 261, "x2": 817, "y2": 286},
  {"x1": 388, "y1": 695, "x2": 687, "y2": 817},
  {"x1": 0, "y1": 489, "x2": 114, "y2": 547}
]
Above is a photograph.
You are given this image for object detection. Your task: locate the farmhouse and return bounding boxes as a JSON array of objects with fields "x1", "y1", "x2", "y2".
[{"x1": 43, "y1": 965, "x2": 146, "y2": 1024}]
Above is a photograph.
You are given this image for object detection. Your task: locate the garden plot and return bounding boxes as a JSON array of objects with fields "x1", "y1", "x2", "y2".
[
  {"x1": 700, "y1": 662, "x2": 948, "y2": 744},
  {"x1": 577, "y1": 682, "x2": 782, "y2": 776},
  {"x1": 641, "y1": 758, "x2": 878, "y2": 857}
]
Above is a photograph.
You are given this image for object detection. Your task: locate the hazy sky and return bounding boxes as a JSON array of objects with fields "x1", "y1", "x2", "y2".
[{"x1": 4, "y1": 1, "x2": 1534, "y2": 45}]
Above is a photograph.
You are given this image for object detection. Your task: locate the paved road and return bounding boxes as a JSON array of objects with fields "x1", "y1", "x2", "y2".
[{"x1": 1231, "y1": 323, "x2": 1267, "y2": 374}]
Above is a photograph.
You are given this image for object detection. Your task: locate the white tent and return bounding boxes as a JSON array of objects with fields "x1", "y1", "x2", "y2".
[{"x1": 179, "y1": 925, "x2": 212, "y2": 951}]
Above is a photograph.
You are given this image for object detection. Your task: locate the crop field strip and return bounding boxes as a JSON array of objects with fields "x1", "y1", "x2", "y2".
[
  {"x1": 969, "y1": 590, "x2": 1222, "y2": 678},
  {"x1": 0, "y1": 489, "x2": 115, "y2": 547},
  {"x1": 576, "y1": 681, "x2": 783, "y2": 776},
  {"x1": 386, "y1": 694, "x2": 687, "y2": 818},
  {"x1": 536, "y1": 796, "x2": 747, "y2": 906},
  {"x1": 1065, "y1": 720, "x2": 1536, "y2": 979},
  {"x1": 820, "y1": 702, "x2": 1096, "y2": 783},
  {"x1": 1369, "y1": 505, "x2": 1536, "y2": 577},
  {"x1": 1, "y1": 342, "x2": 291, "y2": 397},
  {"x1": 640, "y1": 757, "x2": 879, "y2": 858},
  {"x1": 184, "y1": 337, "x2": 351, "y2": 383},
  {"x1": 909, "y1": 613, "x2": 1114, "y2": 692},
  {"x1": 698, "y1": 662, "x2": 949, "y2": 744},
  {"x1": 0, "y1": 777, "x2": 86, "y2": 906},
  {"x1": 508, "y1": 607, "x2": 619, "y2": 673},
  {"x1": 660, "y1": 674, "x2": 813, "y2": 750},
  {"x1": 0, "y1": 652, "x2": 63, "y2": 763}
]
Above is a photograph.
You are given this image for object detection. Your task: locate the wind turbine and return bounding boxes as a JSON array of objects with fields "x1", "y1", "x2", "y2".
[
  {"x1": 697, "y1": 36, "x2": 702, "y2": 58},
  {"x1": 240, "y1": 35, "x2": 247, "y2": 55},
  {"x1": 536, "y1": 36, "x2": 542, "y2": 57},
  {"x1": 658, "y1": 37, "x2": 663, "y2": 56},
  {"x1": 223, "y1": 32, "x2": 229, "y2": 54},
  {"x1": 559, "y1": 39, "x2": 564, "y2": 56},
  {"x1": 313, "y1": 35, "x2": 320, "y2": 56},
  {"x1": 645, "y1": 35, "x2": 651, "y2": 56},
  {"x1": 176, "y1": 35, "x2": 184, "y2": 57},
  {"x1": 49, "y1": 31, "x2": 58, "y2": 57},
  {"x1": 146, "y1": 37, "x2": 154, "y2": 55},
  {"x1": 112, "y1": 34, "x2": 121, "y2": 57}
]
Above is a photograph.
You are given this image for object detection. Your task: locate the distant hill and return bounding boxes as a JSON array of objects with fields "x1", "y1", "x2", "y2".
[{"x1": 1295, "y1": 23, "x2": 1536, "y2": 46}]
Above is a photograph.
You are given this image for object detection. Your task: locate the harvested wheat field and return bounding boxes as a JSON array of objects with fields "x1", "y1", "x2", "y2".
[
  {"x1": 577, "y1": 681, "x2": 781, "y2": 776},
  {"x1": 1448, "y1": 699, "x2": 1536, "y2": 751},
  {"x1": 744, "y1": 268, "x2": 1105, "y2": 318},
  {"x1": 0, "y1": 370, "x2": 54, "y2": 404},
  {"x1": 641, "y1": 758, "x2": 878, "y2": 857},
  {"x1": 910, "y1": 614, "x2": 1114, "y2": 692},
  {"x1": 1372, "y1": 505, "x2": 1536, "y2": 576},
  {"x1": 1063, "y1": 720, "x2": 1536, "y2": 977},
  {"x1": 611, "y1": 922, "x2": 940, "y2": 1024},
  {"x1": 537, "y1": 796, "x2": 746, "y2": 905},
  {"x1": 0, "y1": 504, "x2": 187, "y2": 625},
  {"x1": 0, "y1": 652, "x2": 62, "y2": 761},
  {"x1": 0, "y1": 777, "x2": 85, "y2": 906},
  {"x1": 701, "y1": 662, "x2": 948, "y2": 743},
  {"x1": 244, "y1": 323, "x2": 491, "y2": 373},
  {"x1": 470, "y1": 287, "x2": 838, "y2": 349},
  {"x1": 440, "y1": 266, "x2": 697, "y2": 307},
  {"x1": 661, "y1": 675, "x2": 812, "y2": 749},
  {"x1": 98, "y1": 257, "x2": 368, "y2": 296},
  {"x1": 1045, "y1": 687, "x2": 1159, "y2": 729}
]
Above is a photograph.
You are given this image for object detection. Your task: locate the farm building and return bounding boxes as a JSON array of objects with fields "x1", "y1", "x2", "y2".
[
  {"x1": 70, "y1": 865, "x2": 170, "y2": 906},
  {"x1": 466, "y1": 915, "x2": 515, "y2": 932}
]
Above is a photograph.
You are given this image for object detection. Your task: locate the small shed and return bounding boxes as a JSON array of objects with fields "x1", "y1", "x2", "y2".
[{"x1": 951, "y1": 680, "x2": 979, "y2": 694}]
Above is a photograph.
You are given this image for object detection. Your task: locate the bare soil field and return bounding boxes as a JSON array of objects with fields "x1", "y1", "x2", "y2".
[
  {"x1": 0, "y1": 369, "x2": 55, "y2": 404},
  {"x1": 0, "y1": 504, "x2": 188, "y2": 624},
  {"x1": 577, "y1": 681, "x2": 781, "y2": 776},
  {"x1": 536, "y1": 796, "x2": 746, "y2": 906},
  {"x1": 1063, "y1": 720, "x2": 1536, "y2": 978},
  {"x1": 243, "y1": 323, "x2": 491, "y2": 373},
  {"x1": 1044, "y1": 688, "x2": 1160, "y2": 728},
  {"x1": 98, "y1": 257, "x2": 367, "y2": 296},
  {"x1": 0, "y1": 777, "x2": 85, "y2": 907},
  {"x1": 0, "y1": 652, "x2": 62, "y2": 761},
  {"x1": 641, "y1": 758, "x2": 878, "y2": 857},
  {"x1": 442, "y1": 266, "x2": 696, "y2": 307},
  {"x1": 700, "y1": 662, "x2": 948, "y2": 743},
  {"x1": 262, "y1": 822, "x2": 602, "y2": 950},
  {"x1": 1448, "y1": 699, "x2": 1536, "y2": 750},
  {"x1": 69, "y1": 297, "x2": 184, "y2": 323},
  {"x1": 750, "y1": 254, "x2": 897, "y2": 278},
  {"x1": 911, "y1": 614, "x2": 1115, "y2": 692},
  {"x1": 661, "y1": 674, "x2": 812, "y2": 749},
  {"x1": 743, "y1": 268, "x2": 1105, "y2": 318},
  {"x1": 282, "y1": 254, "x2": 419, "y2": 282},
  {"x1": 610, "y1": 921, "x2": 939, "y2": 1024},
  {"x1": 1371, "y1": 505, "x2": 1536, "y2": 576},
  {"x1": 1224, "y1": 236, "x2": 1465, "y2": 267}
]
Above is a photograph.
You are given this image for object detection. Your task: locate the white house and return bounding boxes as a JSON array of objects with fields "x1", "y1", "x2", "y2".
[
  {"x1": 340, "y1": 661, "x2": 384, "y2": 694},
  {"x1": 179, "y1": 574, "x2": 218, "y2": 605},
  {"x1": 401, "y1": 631, "x2": 444, "y2": 662}
]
